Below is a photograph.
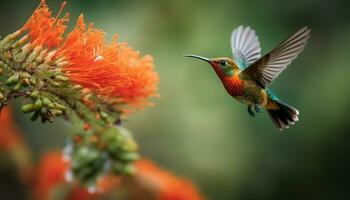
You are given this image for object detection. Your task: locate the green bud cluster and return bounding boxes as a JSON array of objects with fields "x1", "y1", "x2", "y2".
[
  {"x1": 67, "y1": 127, "x2": 139, "y2": 185},
  {"x1": 71, "y1": 145, "x2": 105, "y2": 185},
  {"x1": 5, "y1": 72, "x2": 33, "y2": 92},
  {"x1": 21, "y1": 90, "x2": 67, "y2": 123},
  {"x1": 101, "y1": 127, "x2": 139, "y2": 174}
]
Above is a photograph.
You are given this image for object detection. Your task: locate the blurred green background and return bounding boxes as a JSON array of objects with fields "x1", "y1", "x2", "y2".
[{"x1": 1, "y1": 0, "x2": 350, "y2": 199}]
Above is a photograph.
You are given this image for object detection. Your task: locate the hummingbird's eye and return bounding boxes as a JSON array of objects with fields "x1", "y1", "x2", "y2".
[{"x1": 220, "y1": 60, "x2": 227, "y2": 66}]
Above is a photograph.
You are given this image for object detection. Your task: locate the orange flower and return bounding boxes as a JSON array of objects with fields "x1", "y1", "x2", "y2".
[
  {"x1": 0, "y1": 107, "x2": 22, "y2": 151},
  {"x1": 135, "y1": 159, "x2": 205, "y2": 200},
  {"x1": 21, "y1": 0, "x2": 158, "y2": 109},
  {"x1": 34, "y1": 151, "x2": 69, "y2": 200},
  {"x1": 0, "y1": 106, "x2": 32, "y2": 183}
]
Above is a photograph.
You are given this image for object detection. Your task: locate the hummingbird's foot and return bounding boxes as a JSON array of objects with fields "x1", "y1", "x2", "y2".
[
  {"x1": 247, "y1": 106, "x2": 255, "y2": 117},
  {"x1": 254, "y1": 104, "x2": 261, "y2": 113}
]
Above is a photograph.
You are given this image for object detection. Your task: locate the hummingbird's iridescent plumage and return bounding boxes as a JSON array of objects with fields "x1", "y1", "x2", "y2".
[{"x1": 185, "y1": 26, "x2": 311, "y2": 130}]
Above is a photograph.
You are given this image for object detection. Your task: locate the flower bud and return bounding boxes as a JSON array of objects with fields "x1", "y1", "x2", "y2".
[
  {"x1": 55, "y1": 75, "x2": 69, "y2": 82},
  {"x1": 50, "y1": 81, "x2": 61, "y2": 87},
  {"x1": 20, "y1": 78, "x2": 30, "y2": 86},
  {"x1": 11, "y1": 35, "x2": 28, "y2": 48},
  {"x1": 73, "y1": 85, "x2": 83, "y2": 90},
  {"x1": 42, "y1": 97, "x2": 52, "y2": 106},
  {"x1": 13, "y1": 82, "x2": 22, "y2": 92},
  {"x1": 34, "y1": 99, "x2": 43, "y2": 110},
  {"x1": 40, "y1": 107, "x2": 47, "y2": 114},
  {"x1": 48, "y1": 103, "x2": 55, "y2": 109},
  {"x1": 0, "y1": 33, "x2": 16, "y2": 50},
  {"x1": 26, "y1": 49, "x2": 40, "y2": 64},
  {"x1": 20, "y1": 72, "x2": 31, "y2": 78},
  {"x1": 52, "y1": 109, "x2": 63, "y2": 116},
  {"x1": 53, "y1": 103, "x2": 67, "y2": 111},
  {"x1": 6, "y1": 74, "x2": 19, "y2": 85},
  {"x1": 30, "y1": 111, "x2": 39, "y2": 121},
  {"x1": 0, "y1": 92, "x2": 4, "y2": 101},
  {"x1": 21, "y1": 104, "x2": 34, "y2": 113},
  {"x1": 30, "y1": 90, "x2": 40, "y2": 99}
]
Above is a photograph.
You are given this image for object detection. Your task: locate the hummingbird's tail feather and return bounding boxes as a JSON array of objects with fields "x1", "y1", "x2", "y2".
[{"x1": 266, "y1": 99, "x2": 299, "y2": 131}]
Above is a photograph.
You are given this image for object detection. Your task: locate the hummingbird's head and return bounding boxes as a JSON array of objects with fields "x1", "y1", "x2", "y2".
[{"x1": 184, "y1": 54, "x2": 237, "y2": 77}]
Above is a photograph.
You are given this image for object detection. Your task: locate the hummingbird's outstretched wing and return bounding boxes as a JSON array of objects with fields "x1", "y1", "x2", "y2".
[
  {"x1": 241, "y1": 27, "x2": 311, "y2": 88},
  {"x1": 231, "y1": 26, "x2": 261, "y2": 69}
]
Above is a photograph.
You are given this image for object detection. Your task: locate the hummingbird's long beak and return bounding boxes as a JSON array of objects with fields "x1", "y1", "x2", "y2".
[{"x1": 184, "y1": 54, "x2": 211, "y2": 63}]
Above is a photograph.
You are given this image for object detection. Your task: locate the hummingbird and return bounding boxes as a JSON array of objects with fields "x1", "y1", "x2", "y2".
[{"x1": 185, "y1": 26, "x2": 311, "y2": 130}]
